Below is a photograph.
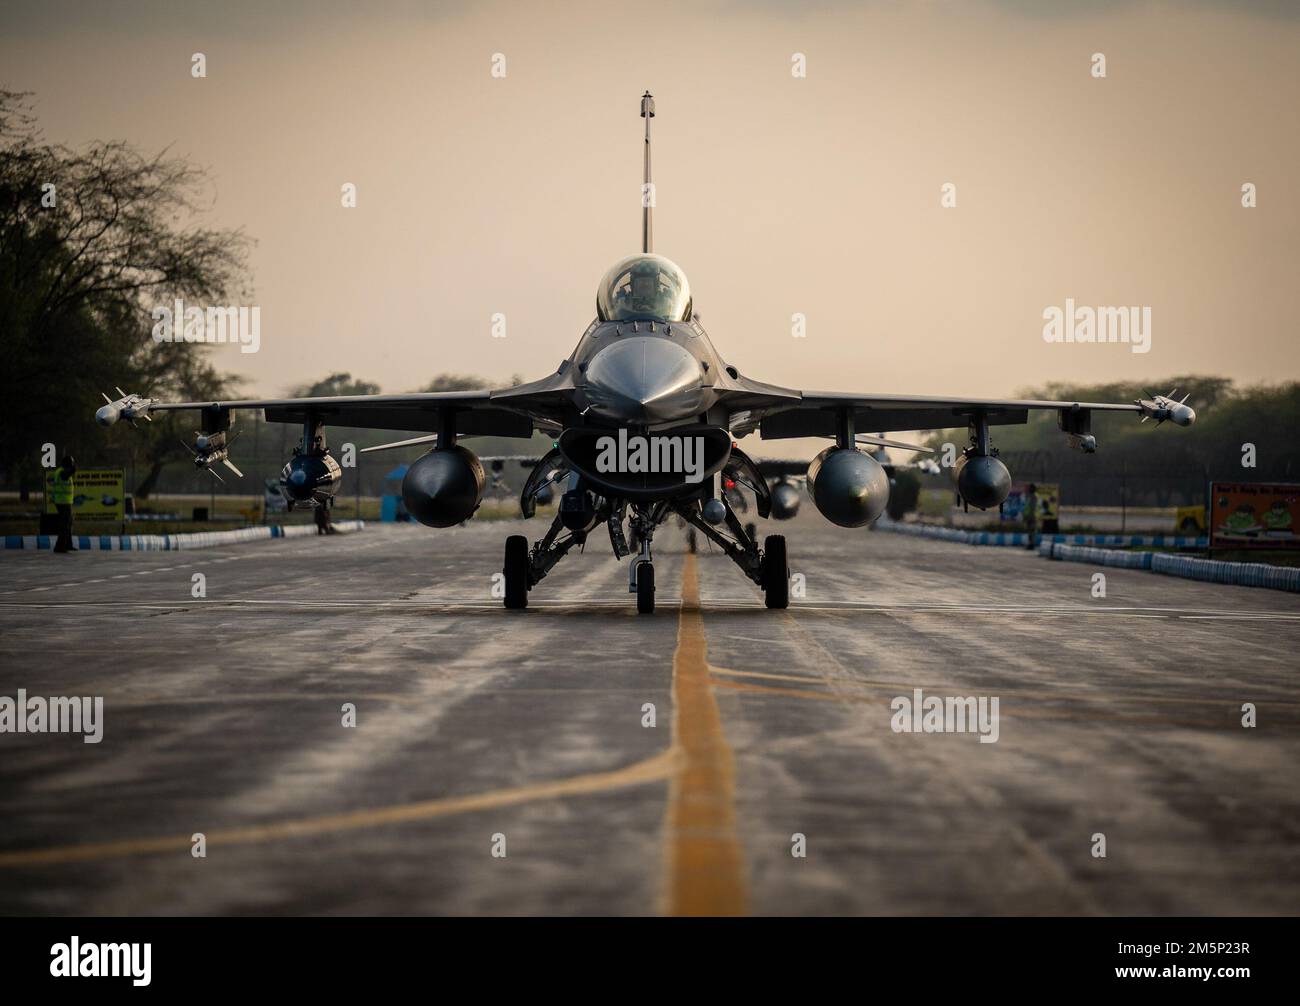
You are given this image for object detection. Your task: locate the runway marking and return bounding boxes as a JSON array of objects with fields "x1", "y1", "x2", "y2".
[
  {"x1": 711, "y1": 678, "x2": 844, "y2": 704},
  {"x1": 768, "y1": 609, "x2": 1107, "y2": 915},
  {"x1": 0, "y1": 598, "x2": 671, "y2": 610},
  {"x1": 0, "y1": 748, "x2": 680, "y2": 869},
  {"x1": 785, "y1": 603, "x2": 1300, "y2": 621},
  {"x1": 707, "y1": 665, "x2": 1300, "y2": 708},
  {"x1": 664, "y1": 551, "x2": 747, "y2": 917},
  {"x1": 0, "y1": 592, "x2": 1295, "y2": 622},
  {"x1": 707, "y1": 677, "x2": 1267, "y2": 728},
  {"x1": 710, "y1": 665, "x2": 830, "y2": 686}
]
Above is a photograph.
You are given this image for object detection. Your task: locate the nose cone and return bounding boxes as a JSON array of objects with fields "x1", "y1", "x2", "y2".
[{"x1": 583, "y1": 337, "x2": 708, "y2": 423}]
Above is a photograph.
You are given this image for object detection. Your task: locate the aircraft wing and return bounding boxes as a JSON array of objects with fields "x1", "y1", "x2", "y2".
[
  {"x1": 96, "y1": 388, "x2": 566, "y2": 438},
  {"x1": 730, "y1": 390, "x2": 1194, "y2": 439}
]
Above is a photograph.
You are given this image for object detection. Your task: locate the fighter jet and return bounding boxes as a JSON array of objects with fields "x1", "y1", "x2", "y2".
[{"x1": 96, "y1": 92, "x2": 1195, "y2": 614}]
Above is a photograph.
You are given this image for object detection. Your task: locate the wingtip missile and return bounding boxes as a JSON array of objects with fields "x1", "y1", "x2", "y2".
[
  {"x1": 96, "y1": 391, "x2": 154, "y2": 427},
  {"x1": 1135, "y1": 390, "x2": 1196, "y2": 428}
]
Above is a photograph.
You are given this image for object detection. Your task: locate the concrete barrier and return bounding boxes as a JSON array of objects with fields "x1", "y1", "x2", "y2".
[
  {"x1": 3, "y1": 520, "x2": 365, "y2": 552},
  {"x1": 881, "y1": 521, "x2": 1297, "y2": 594},
  {"x1": 1048, "y1": 543, "x2": 1153, "y2": 569},
  {"x1": 1150, "y1": 552, "x2": 1300, "y2": 593},
  {"x1": 877, "y1": 521, "x2": 1205, "y2": 549},
  {"x1": 1042, "y1": 542, "x2": 1299, "y2": 592}
]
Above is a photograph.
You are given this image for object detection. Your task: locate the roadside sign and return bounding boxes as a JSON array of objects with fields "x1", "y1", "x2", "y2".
[
  {"x1": 1209, "y1": 481, "x2": 1300, "y2": 550},
  {"x1": 44, "y1": 468, "x2": 125, "y2": 524}
]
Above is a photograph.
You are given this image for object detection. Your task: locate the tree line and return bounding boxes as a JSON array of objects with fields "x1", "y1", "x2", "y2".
[
  {"x1": 923, "y1": 377, "x2": 1300, "y2": 506},
  {"x1": 0, "y1": 91, "x2": 538, "y2": 498}
]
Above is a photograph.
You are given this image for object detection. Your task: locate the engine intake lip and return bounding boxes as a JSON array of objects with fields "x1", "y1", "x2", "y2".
[{"x1": 557, "y1": 424, "x2": 732, "y2": 502}]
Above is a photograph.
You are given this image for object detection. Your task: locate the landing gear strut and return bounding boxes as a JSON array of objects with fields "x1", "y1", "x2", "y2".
[
  {"x1": 501, "y1": 507, "x2": 588, "y2": 611},
  {"x1": 670, "y1": 495, "x2": 789, "y2": 607},
  {"x1": 627, "y1": 503, "x2": 667, "y2": 614},
  {"x1": 501, "y1": 483, "x2": 790, "y2": 614}
]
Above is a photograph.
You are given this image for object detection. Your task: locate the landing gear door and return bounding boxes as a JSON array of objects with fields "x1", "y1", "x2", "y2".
[
  {"x1": 520, "y1": 448, "x2": 569, "y2": 519},
  {"x1": 724, "y1": 446, "x2": 772, "y2": 519}
]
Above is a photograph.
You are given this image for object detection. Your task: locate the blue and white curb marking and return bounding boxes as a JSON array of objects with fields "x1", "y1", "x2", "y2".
[
  {"x1": 881, "y1": 520, "x2": 1298, "y2": 594},
  {"x1": 878, "y1": 522, "x2": 1206, "y2": 549},
  {"x1": 1149, "y1": 552, "x2": 1300, "y2": 592},
  {"x1": 4, "y1": 520, "x2": 364, "y2": 552},
  {"x1": 1045, "y1": 543, "x2": 1153, "y2": 569},
  {"x1": 1041, "y1": 541, "x2": 1300, "y2": 592}
]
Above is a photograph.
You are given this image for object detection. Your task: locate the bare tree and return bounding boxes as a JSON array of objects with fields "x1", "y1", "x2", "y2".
[{"x1": 0, "y1": 90, "x2": 251, "y2": 495}]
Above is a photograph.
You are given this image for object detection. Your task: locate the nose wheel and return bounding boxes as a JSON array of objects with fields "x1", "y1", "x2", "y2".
[
  {"x1": 629, "y1": 514, "x2": 657, "y2": 614},
  {"x1": 761, "y1": 534, "x2": 789, "y2": 609},
  {"x1": 635, "y1": 562, "x2": 655, "y2": 614},
  {"x1": 503, "y1": 534, "x2": 530, "y2": 609}
]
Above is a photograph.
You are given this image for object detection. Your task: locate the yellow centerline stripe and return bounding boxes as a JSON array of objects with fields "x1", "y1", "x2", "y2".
[{"x1": 663, "y1": 552, "x2": 748, "y2": 916}]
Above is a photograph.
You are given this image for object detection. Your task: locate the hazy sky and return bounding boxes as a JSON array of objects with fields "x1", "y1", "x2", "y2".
[{"x1": 3, "y1": 0, "x2": 1297, "y2": 409}]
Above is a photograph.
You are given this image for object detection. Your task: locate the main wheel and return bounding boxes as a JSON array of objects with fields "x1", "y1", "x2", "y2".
[
  {"x1": 636, "y1": 562, "x2": 655, "y2": 614},
  {"x1": 762, "y1": 534, "x2": 789, "y2": 609},
  {"x1": 686, "y1": 528, "x2": 697, "y2": 553},
  {"x1": 503, "y1": 534, "x2": 529, "y2": 609}
]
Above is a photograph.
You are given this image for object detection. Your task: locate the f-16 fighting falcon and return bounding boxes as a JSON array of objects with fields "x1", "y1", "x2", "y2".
[{"x1": 95, "y1": 92, "x2": 1195, "y2": 614}]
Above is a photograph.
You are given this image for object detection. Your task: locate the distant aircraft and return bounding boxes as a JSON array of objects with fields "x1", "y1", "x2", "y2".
[{"x1": 96, "y1": 93, "x2": 1194, "y2": 613}]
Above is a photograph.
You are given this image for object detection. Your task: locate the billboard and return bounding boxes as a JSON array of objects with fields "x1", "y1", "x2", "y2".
[
  {"x1": 44, "y1": 468, "x2": 126, "y2": 524},
  {"x1": 1209, "y1": 481, "x2": 1300, "y2": 550}
]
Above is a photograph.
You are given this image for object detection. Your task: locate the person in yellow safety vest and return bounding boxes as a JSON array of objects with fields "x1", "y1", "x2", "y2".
[
  {"x1": 1023, "y1": 483, "x2": 1040, "y2": 551},
  {"x1": 51, "y1": 455, "x2": 77, "y2": 553}
]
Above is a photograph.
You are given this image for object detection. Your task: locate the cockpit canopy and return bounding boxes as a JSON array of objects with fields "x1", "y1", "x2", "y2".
[{"x1": 596, "y1": 254, "x2": 692, "y2": 323}]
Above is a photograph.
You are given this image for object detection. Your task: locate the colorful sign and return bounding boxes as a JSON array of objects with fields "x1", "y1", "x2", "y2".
[
  {"x1": 44, "y1": 468, "x2": 126, "y2": 524},
  {"x1": 1003, "y1": 483, "x2": 1059, "y2": 524},
  {"x1": 1209, "y1": 481, "x2": 1300, "y2": 549}
]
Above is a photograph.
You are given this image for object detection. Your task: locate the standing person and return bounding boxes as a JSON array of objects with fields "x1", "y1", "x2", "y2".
[
  {"x1": 51, "y1": 455, "x2": 77, "y2": 553},
  {"x1": 314, "y1": 501, "x2": 335, "y2": 535},
  {"x1": 1023, "y1": 483, "x2": 1040, "y2": 550}
]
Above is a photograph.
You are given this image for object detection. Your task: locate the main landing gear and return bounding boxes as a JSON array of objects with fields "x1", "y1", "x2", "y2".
[
  {"x1": 501, "y1": 503, "x2": 589, "y2": 611},
  {"x1": 501, "y1": 490, "x2": 790, "y2": 614}
]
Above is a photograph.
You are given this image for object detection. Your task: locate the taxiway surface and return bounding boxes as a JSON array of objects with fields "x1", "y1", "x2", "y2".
[{"x1": 1, "y1": 512, "x2": 1296, "y2": 915}]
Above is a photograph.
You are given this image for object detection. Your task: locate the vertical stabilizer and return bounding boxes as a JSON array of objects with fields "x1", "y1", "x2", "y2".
[{"x1": 640, "y1": 91, "x2": 655, "y2": 254}]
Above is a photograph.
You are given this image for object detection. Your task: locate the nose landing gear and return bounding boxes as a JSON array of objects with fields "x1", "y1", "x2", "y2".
[{"x1": 628, "y1": 509, "x2": 658, "y2": 614}]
